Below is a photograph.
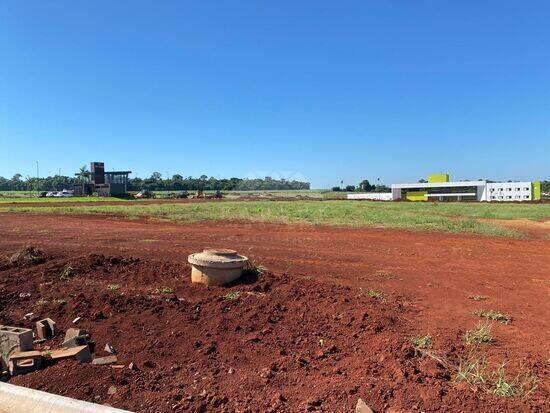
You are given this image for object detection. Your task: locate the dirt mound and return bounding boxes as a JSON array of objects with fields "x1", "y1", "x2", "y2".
[
  {"x1": 1, "y1": 246, "x2": 47, "y2": 270},
  {"x1": 0, "y1": 252, "x2": 547, "y2": 412}
]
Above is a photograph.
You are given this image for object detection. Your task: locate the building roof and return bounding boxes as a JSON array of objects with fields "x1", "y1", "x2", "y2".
[{"x1": 391, "y1": 181, "x2": 486, "y2": 189}]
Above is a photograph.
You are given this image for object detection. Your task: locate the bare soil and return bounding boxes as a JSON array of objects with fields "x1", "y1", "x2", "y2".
[{"x1": 0, "y1": 214, "x2": 548, "y2": 412}]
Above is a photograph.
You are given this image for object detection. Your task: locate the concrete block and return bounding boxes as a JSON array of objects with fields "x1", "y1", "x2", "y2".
[
  {"x1": 8, "y1": 357, "x2": 43, "y2": 376},
  {"x1": 0, "y1": 325, "x2": 34, "y2": 370},
  {"x1": 35, "y1": 318, "x2": 56, "y2": 340}
]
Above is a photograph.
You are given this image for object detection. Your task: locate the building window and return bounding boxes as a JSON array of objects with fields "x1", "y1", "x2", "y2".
[
  {"x1": 524, "y1": 187, "x2": 529, "y2": 191},
  {"x1": 516, "y1": 188, "x2": 520, "y2": 191},
  {"x1": 524, "y1": 195, "x2": 530, "y2": 199}
]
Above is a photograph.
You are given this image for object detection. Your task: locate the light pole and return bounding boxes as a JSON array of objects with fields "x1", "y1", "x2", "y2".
[{"x1": 36, "y1": 161, "x2": 40, "y2": 194}]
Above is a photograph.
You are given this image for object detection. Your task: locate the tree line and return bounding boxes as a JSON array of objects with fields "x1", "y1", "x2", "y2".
[
  {"x1": 2, "y1": 172, "x2": 548, "y2": 194},
  {"x1": 0, "y1": 172, "x2": 310, "y2": 192},
  {"x1": 332, "y1": 179, "x2": 391, "y2": 193}
]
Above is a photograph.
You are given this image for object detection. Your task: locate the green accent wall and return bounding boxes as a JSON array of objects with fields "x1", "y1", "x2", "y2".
[
  {"x1": 428, "y1": 173, "x2": 449, "y2": 183},
  {"x1": 406, "y1": 191, "x2": 428, "y2": 201},
  {"x1": 532, "y1": 181, "x2": 541, "y2": 200}
]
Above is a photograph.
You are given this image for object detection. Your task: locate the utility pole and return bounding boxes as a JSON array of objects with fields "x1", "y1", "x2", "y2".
[{"x1": 36, "y1": 161, "x2": 40, "y2": 194}]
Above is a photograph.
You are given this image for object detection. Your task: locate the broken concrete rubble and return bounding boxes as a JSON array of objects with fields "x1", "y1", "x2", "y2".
[
  {"x1": 92, "y1": 355, "x2": 118, "y2": 365},
  {"x1": 35, "y1": 318, "x2": 56, "y2": 340},
  {"x1": 61, "y1": 335, "x2": 89, "y2": 348},
  {"x1": 0, "y1": 325, "x2": 34, "y2": 371},
  {"x1": 7, "y1": 345, "x2": 91, "y2": 375},
  {"x1": 8, "y1": 356, "x2": 43, "y2": 376},
  {"x1": 104, "y1": 343, "x2": 116, "y2": 354},
  {"x1": 64, "y1": 328, "x2": 86, "y2": 341},
  {"x1": 10, "y1": 345, "x2": 92, "y2": 363},
  {"x1": 356, "y1": 398, "x2": 374, "y2": 413},
  {"x1": 50, "y1": 345, "x2": 92, "y2": 363}
]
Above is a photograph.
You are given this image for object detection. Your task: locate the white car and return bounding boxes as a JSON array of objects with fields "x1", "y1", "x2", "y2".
[
  {"x1": 46, "y1": 191, "x2": 57, "y2": 197},
  {"x1": 57, "y1": 190, "x2": 74, "y2": 197}
]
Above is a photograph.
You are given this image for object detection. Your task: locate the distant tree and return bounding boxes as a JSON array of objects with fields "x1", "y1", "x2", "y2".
[
  {"x1": 418, "y1": 178, "x2": 427, "y2": 183},
  {"x1": 332, "y1": 186, "x2": 341, "y2": 192},
  {"x1": 359, "y1": 179, "x2": 374, "y2": 191},
  {"x1": 373, "y1": 185, "x2": 390, "y2": 192},
  {"x1": 76, "y1": 165, "x2": 90, "y2": 183},
  {"x1": 345, "y1": 185, "x2": 356, "y2": 192},
  {"x1": 0, "y1": 172, "x2": 310, "y2": 193}
]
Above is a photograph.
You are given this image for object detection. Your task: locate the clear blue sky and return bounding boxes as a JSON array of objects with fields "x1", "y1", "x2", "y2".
[{"x1": 1, "y1": 1, "x2": 548, "y2": 188}]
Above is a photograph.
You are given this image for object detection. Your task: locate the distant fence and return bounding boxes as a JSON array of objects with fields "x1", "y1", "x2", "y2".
[{"x1": 347, "y1": 192, "x2": 393, "y2": 201}]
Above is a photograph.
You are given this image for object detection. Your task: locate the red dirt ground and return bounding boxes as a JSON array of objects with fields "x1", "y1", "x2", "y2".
[{"x1": 0, "y1": 213, "x2": 549, "y2": 412}]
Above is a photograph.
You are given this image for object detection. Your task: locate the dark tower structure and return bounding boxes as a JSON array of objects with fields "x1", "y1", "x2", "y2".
[{"x1": 90, "y1": 162, "x2": 105, "y2": 185}]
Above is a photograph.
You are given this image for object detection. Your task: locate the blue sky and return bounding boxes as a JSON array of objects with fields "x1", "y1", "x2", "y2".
[{"x1": 1, "y1": 1, "x2": 548, "y2": 188}]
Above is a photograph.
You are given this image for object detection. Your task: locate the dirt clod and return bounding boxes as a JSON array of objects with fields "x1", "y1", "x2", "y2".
[{"x1": 7, "y1": 246, "x2": 46, "y2": 267}]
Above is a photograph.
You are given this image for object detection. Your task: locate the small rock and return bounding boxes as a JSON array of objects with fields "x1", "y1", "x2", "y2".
[
  {"x1": 104, "y1": 343, "x2": 116, "y2": 354},
  {"x1": 107, "y1": 385, "x2": 117, "y2": 395},
  {"x1": 64, "y1": 328, "x2": 85, "y2": 341},
  {"x1": 23, "y1": 312, "x2": 36, "y2": 320},
  {"x1": 356, "y1": 398, "x2": 374, "y2": 413},
  {"x1": 227, "y1": 367, "x2": 235, "y2": 374},
  {"x1": 91, "y1": 311, "x2": 105, "y2": 320},
  {"x1": 128, "y1": 362, "x2": 138, "y2": 371},
  {"x1": 62, "y1": 335, "x2": 88, "y2": 348},
  {"x1": 19, "y1": 292, "x2": 31, "y2": 298},
  {"x1": 306, "y1": 398, "x2": 322, "y2": 409},
  {"x1": 72, "y1": 317, "x2": 81, "y2": 324},
  {"x1": 259, "y1": 368, "x2": 274, "y2": 379},
  {"x1": 92, "y1": 355, "x2": 118, "y2": 366}
]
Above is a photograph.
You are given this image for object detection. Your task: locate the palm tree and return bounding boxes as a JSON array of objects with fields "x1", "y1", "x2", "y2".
[{"x1": 77, "y1": 165, "x2": 90, "y2": 183}]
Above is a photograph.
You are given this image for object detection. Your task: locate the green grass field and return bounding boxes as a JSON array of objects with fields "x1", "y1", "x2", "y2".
[{"x1": 2, "y1": 200, "x2": 549, "y2": 237}]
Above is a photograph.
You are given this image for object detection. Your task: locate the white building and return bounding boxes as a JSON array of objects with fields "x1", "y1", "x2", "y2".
[{"x1": 347, "y1": 174, "x2": 541, "y2": 202}]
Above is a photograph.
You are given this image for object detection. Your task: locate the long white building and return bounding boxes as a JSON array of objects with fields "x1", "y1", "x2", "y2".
[{"x1": 348, "y1": 173, "x2": 542, "y2": 202}]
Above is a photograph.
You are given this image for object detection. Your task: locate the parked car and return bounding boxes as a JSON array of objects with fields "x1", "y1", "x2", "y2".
[
  {"x1": 46, "y1": 191, "x2": 57, "y2": 197},
  {"x1": 38, "y1": 191, "x2": 48, "y2": 198},
  {"x1": 58, "y1": 189, "x2": 74, "y2": 197},
  {"x1": 135, "y1": 189, "x2": 155, "y2": 199}
]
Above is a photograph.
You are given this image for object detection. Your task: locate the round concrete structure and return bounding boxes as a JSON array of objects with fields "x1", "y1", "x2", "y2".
[{"x1": 188, "y1": 249, "x2": 248, "y2": 286}]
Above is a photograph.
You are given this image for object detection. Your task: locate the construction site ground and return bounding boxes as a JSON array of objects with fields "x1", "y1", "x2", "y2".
[{"x1": 0, "y1": 213, "x2": 548, "y2": 412}]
